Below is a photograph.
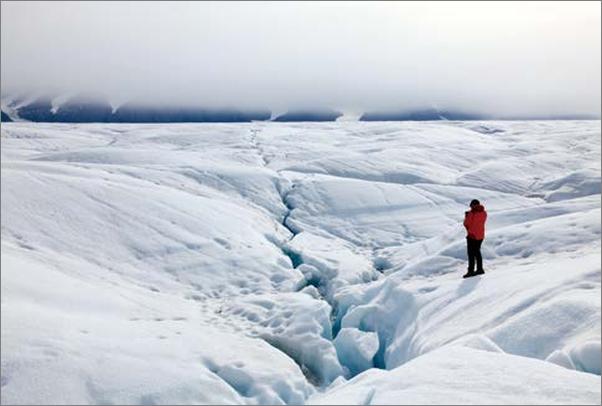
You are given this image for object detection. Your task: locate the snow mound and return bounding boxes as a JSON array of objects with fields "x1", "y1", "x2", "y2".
[
  {"x1": 541, "y1": 169, "x2": 602, "y2": 202},
  {"x1": 546, "y1": 341, "x2": 602, "y2": 375},
  {"x1": 568, "y1": 341, "x2": 602, "y2": 375},
  {"x1": 308, "y1": 345, "x2": 601, "y2": 405},
  {"x1": 283, "y1": 174, "x2": 458, "y2": 247}
]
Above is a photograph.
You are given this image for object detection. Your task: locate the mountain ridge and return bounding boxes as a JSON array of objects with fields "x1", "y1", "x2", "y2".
[{"x1": 1, "y1": 94, "x2": 599, "y2": 123}]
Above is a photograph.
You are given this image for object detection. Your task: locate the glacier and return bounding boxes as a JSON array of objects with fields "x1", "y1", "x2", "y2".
[{"x1": 1, "y1": 120, "x2": 600, "y2": 404}]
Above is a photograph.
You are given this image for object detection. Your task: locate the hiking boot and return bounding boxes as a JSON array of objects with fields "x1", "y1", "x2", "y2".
[
  {"x1": 474, "y1": 269, "x2": 485, "y2": 276},
  {"x1": 463, "y1": 271, "x2": 476, "y2": 278}
]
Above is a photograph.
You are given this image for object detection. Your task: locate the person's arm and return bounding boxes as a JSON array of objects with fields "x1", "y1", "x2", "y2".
[{"x1": 463, "y1": 211, "x2": 470, "y2": 229}]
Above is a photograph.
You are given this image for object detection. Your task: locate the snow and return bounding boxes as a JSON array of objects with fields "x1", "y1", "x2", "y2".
[
  {"x1": 0, "y1": 242, "x2": 312, "y2": 405},
  {"x1": 309, "y1": 345, "x2": 601, "y2": 405},
  {"x1": 222, "y1": 292, "x2": 344, "y2": 386},
  {"x1": 335, "y1": 112, "x2": 362, "y2": 122},
  {"x1": 1, "y1": 120, "x2": 600, "y2": 404}
]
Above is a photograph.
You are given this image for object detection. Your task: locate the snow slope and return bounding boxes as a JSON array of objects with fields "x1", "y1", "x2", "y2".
[{"x1": 1, "y1": 120, "x2": 600, "y2": 404}]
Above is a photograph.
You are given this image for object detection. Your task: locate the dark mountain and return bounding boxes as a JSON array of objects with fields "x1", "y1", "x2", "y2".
[
  {"x1": 16, "y1": 97, "x2": 56, "y2": 122},
  {"x1": 360, "y1": 107, "x2": 600, "y2": 121},
  {"x1": 360, "y1": 108, "x2": 485, "y2": 121},
  {"x1": 7, "y1": 94, "x2": 598, "y2": 123},
  {"x1": 53, "y1": 94, "x2": 113, "y2": 123},
  {"x1": 12, "y1": 96, "x2": 271, "y2": 123},
  {"x1": 273, "y1": 109, "x2": 343, "y2": 122},
  {"x1": 1, "y1": 110, "x2": 12, "y2": 122},
  {"x1": 15, "y1": 94, "x2": 113, "y2": 123},
  {"x1": 112, "y1": 103, "x2": 271, "y2": 123}
]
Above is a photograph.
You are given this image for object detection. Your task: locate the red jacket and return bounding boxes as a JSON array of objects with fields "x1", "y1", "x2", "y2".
[{"x1": 464, "y1": 204, "x2": 487, "y2": 240}]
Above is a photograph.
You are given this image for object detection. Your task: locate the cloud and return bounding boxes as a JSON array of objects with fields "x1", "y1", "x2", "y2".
[{"x1": 1, "y1": 1, "x2": 600, "y2": 115}]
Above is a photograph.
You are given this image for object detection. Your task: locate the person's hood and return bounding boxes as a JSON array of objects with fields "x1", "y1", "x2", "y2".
[{"x1": 471, "y1": 204, "x2": 485, "y2": 212}]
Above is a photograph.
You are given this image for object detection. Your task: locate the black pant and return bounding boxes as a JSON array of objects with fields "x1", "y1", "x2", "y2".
[{"x1": 466, "y1": 237, "x2": 483, "y2": 272}]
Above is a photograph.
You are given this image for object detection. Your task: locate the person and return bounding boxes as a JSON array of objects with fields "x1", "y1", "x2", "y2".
[{"x1": 463, "y1": 199, "x2": 487, "y2": 278}]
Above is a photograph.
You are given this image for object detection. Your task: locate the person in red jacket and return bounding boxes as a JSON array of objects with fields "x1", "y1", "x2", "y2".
[{"x1": 463, "y1": 199, "x2": 487, "y2": 278}]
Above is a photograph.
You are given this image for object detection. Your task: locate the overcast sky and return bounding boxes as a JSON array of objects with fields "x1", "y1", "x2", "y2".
[{"x1": 1, "y1": 1, "x2": 600, "y2": 115}]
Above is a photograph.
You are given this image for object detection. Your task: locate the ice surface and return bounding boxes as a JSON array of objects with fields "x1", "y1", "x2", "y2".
[
  {"x1": 333, "y1": 328, "x2": 379, "y2": 377},
  {"x1": 309, "y1": 345, "x2": 601, "y2": 405},
  {"x1": 222, "y1": 292, "x2": 343, "y2": 386},
  {"x1": 1, "y1": 120, "x2": 600, "y2": 404}
]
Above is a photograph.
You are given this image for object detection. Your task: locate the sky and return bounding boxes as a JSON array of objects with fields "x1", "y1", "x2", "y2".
[{"x1": 1, "y1": 1, "x2": 600, "y2": 116}]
